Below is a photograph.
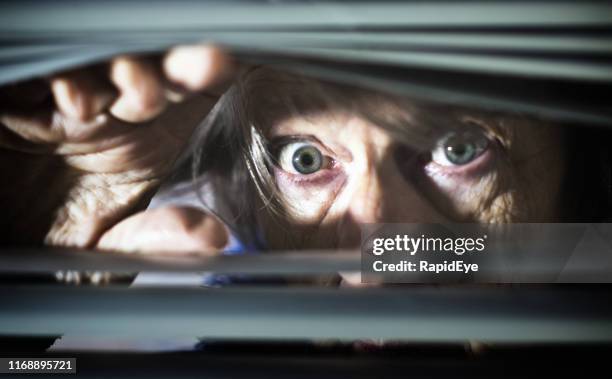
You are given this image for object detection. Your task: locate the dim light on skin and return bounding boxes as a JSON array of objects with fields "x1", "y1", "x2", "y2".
[
  {"x1": 0, "y1": 45, "x2": 568, "y2": 255},
  {"x1": 99, "y1": 70, "x2": 568, "y2": 254},
  {"x1": 254, "y1": 75, "x2": 567, "y2": 251}
]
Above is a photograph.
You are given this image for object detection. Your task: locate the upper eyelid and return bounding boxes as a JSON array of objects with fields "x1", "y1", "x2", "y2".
[
  {"x1": 403, "y1": 119, "x2": 493, "y2": 153},
  {"x1": 434, "y1": 122, "x2": 493, "y2": 144},
  {"x1": 445, "y1": 116, "x2": 495, "y2": 133},
  {"x1": 269, "y1": 134, "x2": 337, "y2": 157},
  {"x1": 456, "y1": 117, "x2": 502, "y2": 140}
]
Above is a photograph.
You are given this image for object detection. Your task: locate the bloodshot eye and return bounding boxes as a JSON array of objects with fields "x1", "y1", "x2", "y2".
[{"x1": 431, "y1": 131, "x2": 490, "y2": 167}]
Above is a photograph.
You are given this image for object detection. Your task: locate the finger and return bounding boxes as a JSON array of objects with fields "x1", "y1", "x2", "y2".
[
  {"x1": 60, "y1": 93, "x2": 219, "y2": 167},
  {"x1": 96, "y1": 206, "x2": 229, "y2": 254},
  {"x1": 1, "y1": 69, "x2": 115, "y2": 149},
  {"x1": 163, "y1": 45, "x2": 237, "y2": 97},
  {"x1": 0, "y1": 110, "x2": 56, "y2": 147},
  {"x1": 109, "y1": 56, "x2": 168, "y2": 123},
  {"x1": 50, "y1": 68, "x2": 116, "y2": 121}
]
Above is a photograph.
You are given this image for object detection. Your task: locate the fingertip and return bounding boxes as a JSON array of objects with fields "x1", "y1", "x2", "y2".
[
  {"x1": 163, "y1": 45, "x2": 235, "y2": 94},
  {"x1": 50, "y1": 71, "x2": 115, "y2": 121},
  {"x1": 198, "y1": 210, "x2": 230, "y2": 250},
  {"x1": 167, "y1": 206, "x2": 229, "y2": 252},
  {"x1": 109, "y1": 56, "x2": 167, "y2": 123},
  {"x1": 51, "y1": 76, "x2": 96, "y2": 121}
]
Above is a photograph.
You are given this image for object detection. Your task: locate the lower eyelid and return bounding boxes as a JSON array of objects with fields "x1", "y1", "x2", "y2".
[
  {"x1": 277, "y1": 153, "x2": 337, "y2": 177},
  {"x1": 424, "y1": 146, "x2": 495, "y2": 179},
  {"x1": 274, "y1": 165, "x2": 344, "y2": 187}
]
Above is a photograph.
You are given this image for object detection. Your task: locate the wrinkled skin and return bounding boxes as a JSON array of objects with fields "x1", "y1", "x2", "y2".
[
  {"x1": 238, "y1": 71, "x2": 567, "y2": 250},
  {"x1": 1, "y1": 46, "x2": 234, "y2": 253},
  {"x1": 0, "y1": 47, "x2": 566, "y2": 255},
  {"x1": 259, "y1": 97, "x2": 566, "y2": 250}
]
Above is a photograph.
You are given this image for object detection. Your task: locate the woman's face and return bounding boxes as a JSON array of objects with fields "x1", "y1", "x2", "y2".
[{"x1": 248, "y1": 71, "x2": 568, "y2": 250}]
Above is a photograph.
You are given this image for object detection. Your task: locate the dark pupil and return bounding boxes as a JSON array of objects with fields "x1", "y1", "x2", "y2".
[
  {"x1": 451, "y1": 144, "x2": 466, "y2": 155},
  {"x1": 292, "y1": 146, "x2": 322, "y2": 174},
  {"x1": 445, "y1": 141, "x2": 475, "y2": 165},
  {"x1": 300, "y1": 154, "x2": 314, "y2": 167}
]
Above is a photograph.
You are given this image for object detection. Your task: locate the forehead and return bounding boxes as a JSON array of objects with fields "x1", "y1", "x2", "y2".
[{"x1": 241, "y1": 67, "x2": 527, "y2": 149}]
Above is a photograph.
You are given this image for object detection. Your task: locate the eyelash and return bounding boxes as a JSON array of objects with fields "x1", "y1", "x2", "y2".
[
  {"x1": 423, "y1": 134, "x2": 497, "y2": 179},
  {"x1": 271, "y1": 129, "x2": 497, "y2": 186},
  {"x1": 270, "y1": 137, "x2": 342, "y2": 186},
  {"x1": 425, "y1": 148, "x2": 493, "y2": 178}
]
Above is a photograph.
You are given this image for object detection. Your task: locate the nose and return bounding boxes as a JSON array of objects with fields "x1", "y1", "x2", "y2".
[
  {"x1": 347, "y1": 158, "x2": 428, "y2": 223},
  {"x1": 335, "y1": 145, "x2": 443, "y2": 248}
]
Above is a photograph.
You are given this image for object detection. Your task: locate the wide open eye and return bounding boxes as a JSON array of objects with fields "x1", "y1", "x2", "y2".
[
  {"x1": 431, "y1": 131, "x2": 490, "y2": 166},
  {"x1": 277, "y1": 141, "x2": 328, "y2": 175}
]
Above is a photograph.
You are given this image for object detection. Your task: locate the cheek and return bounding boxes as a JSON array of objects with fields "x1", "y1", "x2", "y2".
[
  {"x1": 419, "y1": 149, "x2": 507, "y2": 220},
  {"x1": 422, "y1": 155, "x2": 562, "y2": 223},
  {"x1": 425, "y1": 170, "x2": 506, "y2": 220},
  {"x1": 274, "y1": 169, "x2": 346, "y2": 223}
]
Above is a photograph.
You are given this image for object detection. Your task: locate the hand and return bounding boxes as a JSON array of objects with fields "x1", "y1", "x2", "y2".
[{"x1": 0, "y1": 45, "x2": 235, "y2": 252}]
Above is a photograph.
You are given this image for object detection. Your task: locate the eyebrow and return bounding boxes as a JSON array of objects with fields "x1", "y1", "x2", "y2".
[{"x1": 248, "y1": 74, "x2": 536, "y2": 153}]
